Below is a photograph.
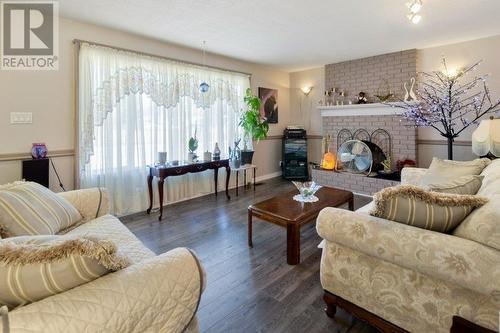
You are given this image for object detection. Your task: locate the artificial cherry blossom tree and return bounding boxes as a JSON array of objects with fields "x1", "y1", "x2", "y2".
[{"x1": 396, "y1": 58, "x2": 500, "y2": 159}]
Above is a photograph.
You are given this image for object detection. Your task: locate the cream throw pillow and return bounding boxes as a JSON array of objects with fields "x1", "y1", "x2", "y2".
[
  {"x1": 370, "y1": 185, "x2": 488, "y2": 233},
  {"x1": 424, "y1": 175, "x2": 484, "y2": 195},
  {"x1": 0, "y1": 181, "x2": 82, "y2": 237},
  {"x1": 0, "y1": 234, "x2": 128, "y2": 308},
  {"x1": 419, "y1": 158, "x2": 491, "y2": 187}
]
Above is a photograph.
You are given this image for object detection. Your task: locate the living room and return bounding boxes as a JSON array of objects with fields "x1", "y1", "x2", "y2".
[{"x1": 0, "y1": 1, "x2": 499, "y2": 332}]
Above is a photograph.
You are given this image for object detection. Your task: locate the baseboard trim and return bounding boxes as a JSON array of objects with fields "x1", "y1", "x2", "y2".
[{"x1": 256, "y1": 171, "x2": 282, "y2": 182}]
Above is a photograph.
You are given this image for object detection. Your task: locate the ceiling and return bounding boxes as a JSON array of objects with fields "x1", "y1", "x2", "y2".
[{"x1": 59, "y1": 0, "x2": 500, "y2": 72}]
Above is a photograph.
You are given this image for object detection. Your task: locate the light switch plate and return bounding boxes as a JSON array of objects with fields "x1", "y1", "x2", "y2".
[{"x1": 10, "y1": 112, "x2": 32, "y2": 124}]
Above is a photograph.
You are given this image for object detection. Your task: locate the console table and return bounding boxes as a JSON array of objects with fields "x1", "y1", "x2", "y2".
[{"x1": 147, "y1": 159, "x2": 231, "y2": 220}]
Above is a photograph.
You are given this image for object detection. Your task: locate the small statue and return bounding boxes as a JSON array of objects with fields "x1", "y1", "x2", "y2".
[
  {"x1": 404, "y1": 77, "x2": 417, "y2": 102},
  {"x1": 357, "y1": 92, "x2": 368, "y2": 104}
]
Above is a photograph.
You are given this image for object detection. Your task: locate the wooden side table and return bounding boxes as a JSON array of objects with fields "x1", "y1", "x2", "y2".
[
  {"x1": 232, "y1": 164, "x2": 257, "y2": 196},
  {"x1": 147, "y1": 159, "x2": 231, "y2": 220}
]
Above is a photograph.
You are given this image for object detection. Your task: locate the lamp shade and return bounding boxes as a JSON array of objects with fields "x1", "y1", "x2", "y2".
[{"x1": 472, "y1": 119, "x2": 500, "y2": 157}]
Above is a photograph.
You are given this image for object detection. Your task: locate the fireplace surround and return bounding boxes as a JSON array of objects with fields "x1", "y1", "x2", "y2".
[{"x1": 312, "y1": 103, "x2": 417, "y2": 196}]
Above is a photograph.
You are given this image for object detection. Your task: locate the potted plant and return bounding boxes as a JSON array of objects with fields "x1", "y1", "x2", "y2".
[
  {"x1": 239, "y1": 88, "x2": 269, "y2": 164},
  {"x1": 188, "y1": 129, "x2": 198, "y2": 162}
]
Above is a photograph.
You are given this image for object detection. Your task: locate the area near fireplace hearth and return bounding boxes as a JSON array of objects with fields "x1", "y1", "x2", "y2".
[{"x1": 312, "y1": 50, "x2": 418, "y2": 196}]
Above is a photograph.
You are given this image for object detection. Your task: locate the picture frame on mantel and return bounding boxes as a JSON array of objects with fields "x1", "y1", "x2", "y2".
[{"x1": 258, "y1": 87, "x2": 278, "y2": 124}]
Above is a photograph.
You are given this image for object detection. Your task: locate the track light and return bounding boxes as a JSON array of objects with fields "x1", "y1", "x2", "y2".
[
  {"x1": 407, "y1": 0, "x2": 422, "y2": 14},
  {"x1": 406, "y1": 0, "x2": 423, "y2": 24},
  {"x1": 407, "y1": 13, "x2": 422, "y2": 24}
]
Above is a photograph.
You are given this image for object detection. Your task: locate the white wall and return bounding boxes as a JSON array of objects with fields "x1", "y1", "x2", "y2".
[
  {"x1": 417, "y1": 34, "x2": 500, "y2": 166},
  {"x1": 289, "y1": 67, "x2": 325, "y2": 164},
  {"x1": 290, "y1": 35, "x2": 500, "y2": 167},
  {"x1": 0, "y1": 18, "x2": 291, "y2": 191}
]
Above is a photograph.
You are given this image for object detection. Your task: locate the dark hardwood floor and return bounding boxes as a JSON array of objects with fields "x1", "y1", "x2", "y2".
[{"x1": 121, "y1": 177, "x2": 375, "y2": 333}]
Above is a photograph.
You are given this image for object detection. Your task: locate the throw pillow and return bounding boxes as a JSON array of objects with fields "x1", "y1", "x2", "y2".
[
  {"x1": 419, "y1": 157, "x2": 491, "y2": 187},
  {"x1": 0, "y1": 234, "x2": 128, "y2": 308},
  {"x1": 424, "y1": 175, "x2": 484, "y2": 195},
  {"x1": 370, "y1": 185, "x2": 488, "y2": 233},
  {"x1": 0, "y1": 181, "x2": 82, "y2": 237},
  {"x1": 453, "y1": 194, "x2": 500, "y2": 251}
]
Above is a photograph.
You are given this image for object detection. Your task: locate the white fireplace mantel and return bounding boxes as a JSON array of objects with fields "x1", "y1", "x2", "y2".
[{"x1": 318, "y1": 102, "x2": 412, "y2": 117}]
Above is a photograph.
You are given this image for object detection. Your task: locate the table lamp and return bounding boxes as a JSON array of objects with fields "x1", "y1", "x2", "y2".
[{"x1": 472, "y1": 117, "x2": 500, "y2": 158}]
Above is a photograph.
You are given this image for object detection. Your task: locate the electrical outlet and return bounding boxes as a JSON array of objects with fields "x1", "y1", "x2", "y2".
[{"x1": 10, "y1": 112, "x2": 32, "y2": 124}]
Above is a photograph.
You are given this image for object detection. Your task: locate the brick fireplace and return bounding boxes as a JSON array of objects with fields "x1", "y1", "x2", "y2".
[
  {"x1": 312, "y1": 104, "x2": 417, "y2": 196},
  {"x1": 312, "y1": 49, "x2": 418, "y2": 196}
]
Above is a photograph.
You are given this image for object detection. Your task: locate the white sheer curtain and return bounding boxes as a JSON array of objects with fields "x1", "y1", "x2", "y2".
[{"x1": 78, "y1": 43, "x2": 250, "y2": 215}]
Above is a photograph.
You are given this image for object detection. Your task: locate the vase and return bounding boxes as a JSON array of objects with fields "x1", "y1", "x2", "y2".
[
  {"x1": 31, "y1": 143, "x2": 47, "y2": 159},
  {"x1": 188, "y1": 152, "x2": 196, "y2": 163},
  {"x1": 213, "y1": 143, "x2": 221, "y2": 160}
]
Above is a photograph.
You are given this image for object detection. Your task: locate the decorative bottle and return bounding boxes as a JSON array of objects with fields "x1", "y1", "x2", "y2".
[{"x1": 213, "y1": 143, "x2": 221, "y2": 160}]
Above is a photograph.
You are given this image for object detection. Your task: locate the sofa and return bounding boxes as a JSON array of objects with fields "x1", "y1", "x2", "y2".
[
  {"x1": 1, "y1": 188, "x2": 204, "y2": 333},
  {"x1": 316, "y1": 159, "x2": 500, "y2": 333}
]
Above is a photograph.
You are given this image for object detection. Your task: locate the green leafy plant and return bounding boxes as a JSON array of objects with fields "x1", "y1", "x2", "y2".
[
  {"x1": 188, "y1": 129, "x2": 198, "y2": 153},
  {"x1": 239, "y1": 88, "x2": 269, "y2": 150}
]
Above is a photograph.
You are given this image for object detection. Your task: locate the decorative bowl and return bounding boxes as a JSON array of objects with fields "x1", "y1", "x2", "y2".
[{"x1": 292, "y1": 181, "x2": 322, "y2": 199}]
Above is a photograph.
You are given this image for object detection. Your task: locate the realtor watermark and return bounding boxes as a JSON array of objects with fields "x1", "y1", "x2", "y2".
[{"x1": 1, "y1": 1, "x2": 59, "y2": 70}]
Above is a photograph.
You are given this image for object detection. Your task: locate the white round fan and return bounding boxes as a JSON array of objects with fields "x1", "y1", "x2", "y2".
[{"x1": 336, "y1": 140, "x2": 373, "y2": 175}]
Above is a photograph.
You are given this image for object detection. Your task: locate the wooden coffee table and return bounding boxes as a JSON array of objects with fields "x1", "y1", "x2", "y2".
[{"x1": 248, "y1": 186, "x2": 354, "y2": 265}]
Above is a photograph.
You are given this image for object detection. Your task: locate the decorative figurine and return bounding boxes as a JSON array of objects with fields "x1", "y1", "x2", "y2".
[
  {"x1": 404, "y1": 77, "x2": 417, "y2": 102},
  {"x1": 357, "y1": 92, "x2": 368, "y2": 104}
]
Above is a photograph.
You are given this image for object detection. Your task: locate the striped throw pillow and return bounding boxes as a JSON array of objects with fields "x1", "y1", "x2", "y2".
[
  {"x1": 0, "y1": 234, "x2": 128, "y2": 308},
  {"x1": 424, "y1": 175, "x2": 484, "y2": 195},
  {"x1": 0, "y1": 182, "x2": 82, "y2": 237},
  {"x1": 370, "y1": 185, "x2": 488, "y2": 233}
]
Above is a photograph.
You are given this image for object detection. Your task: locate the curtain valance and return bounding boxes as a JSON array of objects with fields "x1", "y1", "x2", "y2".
[{"x1": 79, "y1": 42, "x2": 250, "y2": 167}]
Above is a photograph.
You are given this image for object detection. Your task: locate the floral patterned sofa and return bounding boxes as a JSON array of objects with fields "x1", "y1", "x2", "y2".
[{"x1": 316, "y1": 159, "x2": 500, "y2": 333}]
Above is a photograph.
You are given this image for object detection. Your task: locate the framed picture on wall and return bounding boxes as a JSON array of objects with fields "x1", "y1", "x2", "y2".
[{"x1": 258, "y1": 87, "x2": 278, "y2": 124}]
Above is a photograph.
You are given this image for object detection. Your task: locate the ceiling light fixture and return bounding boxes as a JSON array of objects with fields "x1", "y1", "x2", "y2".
[
  {"x1": 406, "y1": 0, "x2": 423, "y2": 24},
  {"x1": 199, "y1": 41, "x2": 210, "y2": 93}
]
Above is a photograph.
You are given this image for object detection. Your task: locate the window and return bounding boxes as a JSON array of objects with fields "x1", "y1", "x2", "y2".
[{"x1": 78, "y1": 43, "x2": 250, "y2": 215}]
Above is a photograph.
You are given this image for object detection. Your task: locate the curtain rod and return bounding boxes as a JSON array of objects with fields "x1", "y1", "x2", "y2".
[{"x1": 73, "y1": 39, "x2": 252, "y2": 77}]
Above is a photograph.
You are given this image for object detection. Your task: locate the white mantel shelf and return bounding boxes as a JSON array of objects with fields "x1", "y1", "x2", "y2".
[{"x1": 318, "y1": 102, "x2": 410, "y2": 117}]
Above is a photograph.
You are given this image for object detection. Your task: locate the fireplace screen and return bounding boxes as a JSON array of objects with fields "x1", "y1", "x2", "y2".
[{"x1": 336, "y1": 128, "x2": 391, "y2": 175}]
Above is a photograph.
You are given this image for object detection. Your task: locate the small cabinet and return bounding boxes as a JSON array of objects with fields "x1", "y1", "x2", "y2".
[{"x1": 282, "y1": 129, "x2": 308, "y2": 180}]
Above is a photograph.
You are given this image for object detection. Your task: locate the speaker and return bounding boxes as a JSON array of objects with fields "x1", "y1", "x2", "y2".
[{"x1": 22, "y1": 158, "x2": 50, "y2": 188}]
